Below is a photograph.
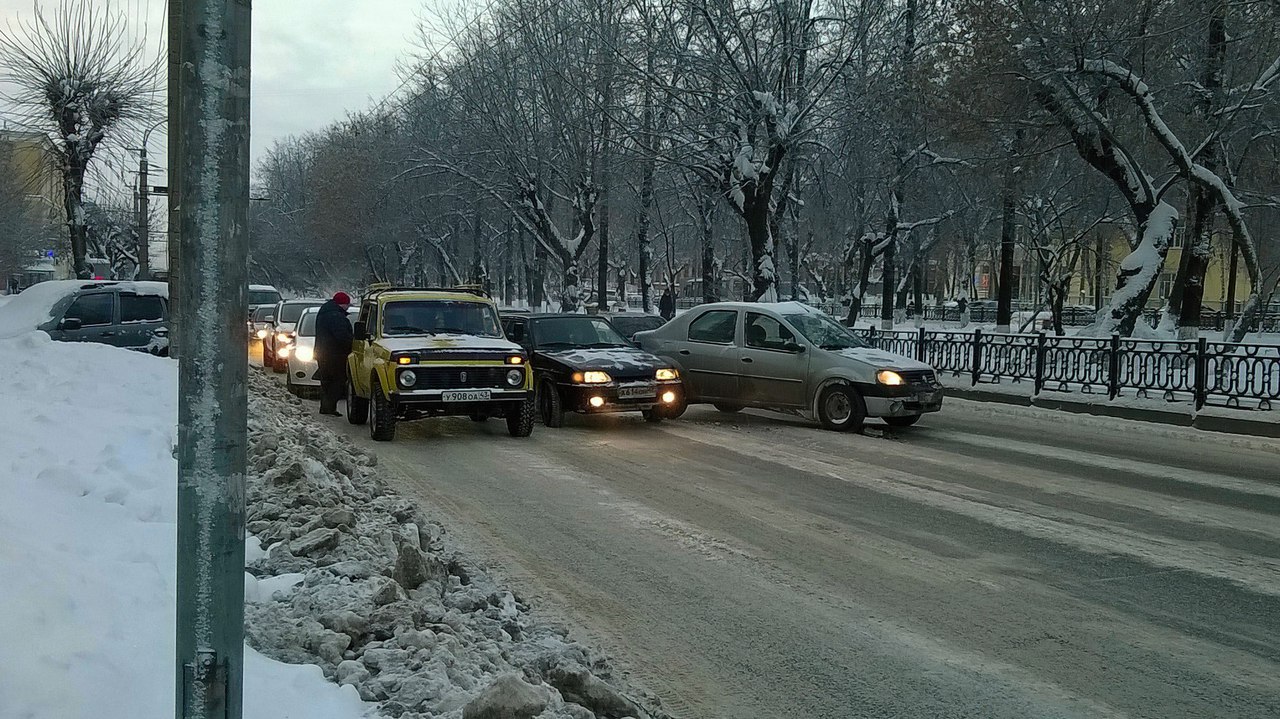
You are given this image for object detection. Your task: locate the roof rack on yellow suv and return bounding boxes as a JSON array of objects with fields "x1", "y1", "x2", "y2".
[{"x1": 361, "y1": 283, "x2": 491, "y2": 300}]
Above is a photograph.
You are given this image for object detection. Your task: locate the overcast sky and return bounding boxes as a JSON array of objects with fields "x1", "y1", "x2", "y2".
[{"x1": 0, "y1": 0, "x2": 432, "y2": 186}]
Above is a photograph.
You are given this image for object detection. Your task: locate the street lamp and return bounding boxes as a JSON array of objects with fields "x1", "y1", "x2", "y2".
[{"x1": 131, "y1": 117, "x2": 167, "y2": 279}]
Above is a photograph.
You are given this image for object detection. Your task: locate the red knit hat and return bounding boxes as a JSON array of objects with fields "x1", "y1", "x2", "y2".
[{"x1": 333, "y1": 291, "x2": 351, "y2": 306}]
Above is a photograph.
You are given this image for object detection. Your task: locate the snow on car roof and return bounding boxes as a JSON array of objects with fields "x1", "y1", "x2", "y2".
[
  {"x1": 249, "y1": 284, "x2": 279, "y2": 291},
  {"x1": 0, "y1": 280, "x2": 168, "y2": 339}
]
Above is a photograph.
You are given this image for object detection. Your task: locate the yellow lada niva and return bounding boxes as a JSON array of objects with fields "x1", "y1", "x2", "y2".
[{"x1": 346, "y1": 285, "x2": 534, "y2": 441}]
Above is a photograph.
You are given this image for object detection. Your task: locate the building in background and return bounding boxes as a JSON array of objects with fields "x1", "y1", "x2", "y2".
[{"x1": 1, "y1": 127, "x2": 67, "y2": 292}]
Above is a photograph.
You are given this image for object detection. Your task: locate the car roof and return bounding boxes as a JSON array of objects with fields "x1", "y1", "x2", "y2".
[
  {"x1": 680, "y1": 300, "x2": 821, "y2": 315},
  {"x1": 523, "y1": 313, "x2": 616, "y2": 320},
  {"x1": 279, "y1": 298, "x2": 324, "y2": 305},
  {"x1": 376, "y1": 290, "x2": 494, "y2": 303}
]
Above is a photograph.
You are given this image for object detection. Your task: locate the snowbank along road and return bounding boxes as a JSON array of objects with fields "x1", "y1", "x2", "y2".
[{"x1": 270, "y1": 362, "x2": 1280, "y2": 719}]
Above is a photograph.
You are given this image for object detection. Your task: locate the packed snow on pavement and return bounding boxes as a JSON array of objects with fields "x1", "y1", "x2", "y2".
[
  {"x1": 0, "y1": 329, "x2": 370, "y2": 719},
  {"x1": 0, "y1": 308, "x2": 667, "y2": 719}
]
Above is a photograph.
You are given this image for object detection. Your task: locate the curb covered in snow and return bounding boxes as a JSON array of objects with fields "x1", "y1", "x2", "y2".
[{"x1": 244, "y1": 370, "x2": 668, "y2": 719}]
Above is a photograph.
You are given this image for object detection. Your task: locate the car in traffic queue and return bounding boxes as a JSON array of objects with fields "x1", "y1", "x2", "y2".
[
  {"x1": 501, "y1": 313, "x2": 684, "y2": 426},
  {"x1": 284, "y1": 305, "x2": 360, "y2": 396},
  {"x1": 248, "y1": 284, "x2": 282, "y2": 318},
  {"x1": 265, "y1": 298, "x2": 324, "y2": 372},
  {"x1": 248, "y1": 305, "x2": 275, "y2": 341},
  {"x1": 634, "y1": 301, "x2": 943, "y2": 432},
  {"x1": 595, "y1": 311, "x2": 667, "y2": 342},
  {"x1": 345, "y1": 285, "x2": 535, "y2": 441}
]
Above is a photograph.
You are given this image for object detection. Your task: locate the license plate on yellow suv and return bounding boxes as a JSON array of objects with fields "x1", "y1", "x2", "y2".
[{"x1": 442, "y1": 390, "x2": 491, "y2": 402}]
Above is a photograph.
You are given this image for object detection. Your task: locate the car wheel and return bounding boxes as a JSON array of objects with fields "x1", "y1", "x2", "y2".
[
  {"x1": 271, "y1": 349, "x2": 285, "y2": 373},
  {"x1": 346, "y1": 375, "x2": 368, "y2": 426},
  {"x1": 285, "y1": 369, "x2": 299, "y2": 396},
  {"x1": 713, "y1": 403, "x2": 743, "y2": 413},
  {"x1": 507, "y1": 397, "x2": 536, "y2": 437},
  {"x1": 817, "y1": 384, "x2": 865, "y2": 432},
  {"x1": 369, "y1": 378, "x2": 396, "y2": 441},
  {"x1": 884, "y1": 414, "x2": 922, "y2": 428},
  {"x1": 539, "y1": 379, "x2": 564, "y2": 428},
  {"x1": 641, "y1": 408, "x2": 664, "y2": 423}
]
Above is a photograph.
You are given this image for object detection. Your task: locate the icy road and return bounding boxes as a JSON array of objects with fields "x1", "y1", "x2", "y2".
[{"x1": 313, "y1": 390, "x2": 1280, "y2": 719}]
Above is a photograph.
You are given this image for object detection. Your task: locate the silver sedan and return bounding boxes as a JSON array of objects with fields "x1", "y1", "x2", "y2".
[{"x1": 634, "y1": 301, "x2": 943, "y2": 430}]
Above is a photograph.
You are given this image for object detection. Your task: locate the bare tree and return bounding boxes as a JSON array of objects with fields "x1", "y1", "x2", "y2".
[{"x1": 0, "y1": 0, "x2": 157, "y2": 279}]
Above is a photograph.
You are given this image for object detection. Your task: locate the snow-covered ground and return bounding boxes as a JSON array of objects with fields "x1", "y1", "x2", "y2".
[{"x1": 0, "y1": 330, "x2": 371, "y2": 719}]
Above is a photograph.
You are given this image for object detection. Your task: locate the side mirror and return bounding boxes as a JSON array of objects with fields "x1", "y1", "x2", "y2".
[
  {"x1": 59, "y1": 317, "x2": 82, "y2": 331},
  {"x1": 353, "y1": 321, "x2": 367, "y2": 341},
  {"x1": 783, "y1": 342, "x2": 805, "y2": 353}
]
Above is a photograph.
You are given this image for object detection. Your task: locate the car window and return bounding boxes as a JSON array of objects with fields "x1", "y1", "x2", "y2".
[
  {"x1": 64, "y1": 292, "x2": 115, "y2": 327},
  {"x1": 610, "y1": 315, "x2": 664, "y2": 337},
  {"x1": 252, "y1": 306, "x2": 275, "y2": 321},
  {"x1": 745, "y1": 313, "x2": 796, "y2": 350},
  {"x1": 278, "y1": 302, "x2": 320, "y2": 323},
  {"x1": 783, "y1": 312, "x2": 868, "y2": 350},
  {"x1": 688, "y1": 310, "x2": 737, "y2": 344},
  {"x1": 531, "y1": 316, "x2": 628, "y2": 348},
  {"x1": 249, "y1": 289, "x2": 281, "y2": 306},
  {"x1": 120, "y1": 294, "x2": 165, "y2": 323},
  {"x1": 380, "y1": 300, "x2": 503, "y2": 338},
  {"x1": 297, "y1": 310, "x2": 318, "y2": 336}
]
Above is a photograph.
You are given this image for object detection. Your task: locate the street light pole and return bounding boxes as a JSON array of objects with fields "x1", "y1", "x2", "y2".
[
  {"x1": 137, "y1": 117, "x2": 166, "y2": 280},
  {"x1": 172, "y1": 0, "x2": 251, "y2": 718}
]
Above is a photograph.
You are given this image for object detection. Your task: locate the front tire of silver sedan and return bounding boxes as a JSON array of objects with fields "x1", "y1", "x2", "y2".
[{"x1": 817, "y1": 385, "x2": 865, "y2": 433}]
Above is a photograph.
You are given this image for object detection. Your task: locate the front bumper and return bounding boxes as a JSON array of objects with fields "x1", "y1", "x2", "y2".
[
  {"x1": 390, "y1": 386, "x2": 531, "y2": 411},
  {"x1": 561, "y1": 381, "x2": 683, "y2": 413},
  {"x1": 862, "y1": 386, "x2": 944, "y2": 417},
  {"x1": 287, "y1": 357, "x2": 320, "y2": 386}
]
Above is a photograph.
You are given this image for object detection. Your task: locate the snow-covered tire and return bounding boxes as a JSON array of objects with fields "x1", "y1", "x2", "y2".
[
  {"x1": 884, "y1": 414, "x2": 921, "y2": 428},
  {"x1": 641, "y1": 408, "x2": 664, "y2": 423},
  {"x1": 369, "y1": 378, "x2": 396, "y2": 442},
  {"x1": 346, "y1": 375, "x2": 368, "y2": 426},
  {"x1": 539, "y1": 379, "x2": 564, "y2": 428},
  {"x1": 713, "y1": 403, "x2": 743, "y2": 413},
  {"x1": 817, "y1": 384, "x2": 865, "y2": 433},
  {"x1": 507, "y1": 397, "x2": 536, "y2": 437}
]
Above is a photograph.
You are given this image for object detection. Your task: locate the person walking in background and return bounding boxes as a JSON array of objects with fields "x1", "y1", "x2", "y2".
[
  {"x1": 659, "y1": 287, "x2": 675, "y2": 320},
  {"x1": 315, "y1": 291, "x2": 354, "y2": 416}
]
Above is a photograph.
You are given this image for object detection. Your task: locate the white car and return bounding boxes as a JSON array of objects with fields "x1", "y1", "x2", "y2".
[
  {"x1": 285, "y1": 306, "x2": 321, "y2": 395},
  {"x1": 265, "y1": 298, "x2": 324, "y2": 372},
  {"x1": 284, "y1": 306, "x2": 360, "y2": 394}
]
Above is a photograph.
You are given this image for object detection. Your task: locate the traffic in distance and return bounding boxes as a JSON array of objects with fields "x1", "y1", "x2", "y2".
[{"x1": 255, "y1": 282, "x2": 945, "y2": 440}]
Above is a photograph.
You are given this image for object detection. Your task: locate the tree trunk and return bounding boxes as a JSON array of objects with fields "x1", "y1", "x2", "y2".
[
  {"x1": 912, "y1": 260, "x2": 925, "y2": 327},
  {"x1": 996, "y1": 131, "x2": 1023, "y2": 332},
  {"x1": 698, "y1": 183, "x2": 718, "y2": 304},
  {"x1": 64, "y1": 166, "x2": 90, "y2": 279}
]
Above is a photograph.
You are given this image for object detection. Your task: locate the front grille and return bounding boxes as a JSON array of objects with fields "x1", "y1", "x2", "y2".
[
  {"x1": 612, "y1": 372, "x2": 653, "y2": 383},
  {"x1": 401, "y1": 366, "x2": 510, "y2": 390},
  {"x1": 901, "y1": 369, "x2": 938, "y2": 387}
]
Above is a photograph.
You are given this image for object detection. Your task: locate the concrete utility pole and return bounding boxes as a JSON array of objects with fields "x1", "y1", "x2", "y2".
[
  {"x1": 172, "y1": 0, "x2": 251, "y2": 718},
  {"x1": 136, "y1": 119, "x2": 166, "y2": 281}
]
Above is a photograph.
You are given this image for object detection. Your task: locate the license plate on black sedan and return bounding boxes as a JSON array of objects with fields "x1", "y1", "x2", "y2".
[
  {"x1": 617, "y1": 384, "x2": 656, "y2": 399},
  {"x1": 441, "y1": 390, "x2": 491, "y2": 402}
]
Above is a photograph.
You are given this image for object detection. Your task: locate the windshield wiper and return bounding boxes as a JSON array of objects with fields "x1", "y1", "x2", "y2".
[
  {"x1": 586, "y1": 342, "x2": 626, "y2": 348},
  {"x1": 387, "y1": 326, "x2": 431, "y2": 335},
  {"x1": 538, "y1": 341, "x2": 577, "y2": 349}
]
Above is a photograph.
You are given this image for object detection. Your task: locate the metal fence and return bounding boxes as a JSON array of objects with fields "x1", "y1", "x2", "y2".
[
  {"x1": 850, "y1": 326, "x2": 1280, "y2": 411},
  {"x1": 851, "y1": 304, "x2": 1280, "y2": 332}
]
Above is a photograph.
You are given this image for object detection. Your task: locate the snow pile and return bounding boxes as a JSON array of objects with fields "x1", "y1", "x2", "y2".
[
  {"x1": 244, "y1": 371, "x2": 667, "y2": 719},
  {"x1": 0, "y1": 331, "x2": 370, "y2": 719}
]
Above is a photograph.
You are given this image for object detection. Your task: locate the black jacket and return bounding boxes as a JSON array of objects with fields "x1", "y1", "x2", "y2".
[
  {"x1": 314, "y1": 300, "x2": 353, "y2": 380},
  {"x1": 659, "y1": 292, "x2": 675, "y2": 319}
]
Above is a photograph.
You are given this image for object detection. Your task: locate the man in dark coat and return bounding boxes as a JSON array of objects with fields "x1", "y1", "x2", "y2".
[
  {"x1": 659, "y1": 287, "x2": 675, "y2": 320},
  {"x1": 315, "y1": 291, "x2": 354, "y2": 416}
]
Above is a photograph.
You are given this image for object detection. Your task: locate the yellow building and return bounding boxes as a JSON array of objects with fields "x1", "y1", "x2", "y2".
[
  {"x1": 0, "y1": 127, "x2": 68, "y2": 287},
  {"x1": 1067, "y1": 227, "x2": 1251, "y2": 312}
]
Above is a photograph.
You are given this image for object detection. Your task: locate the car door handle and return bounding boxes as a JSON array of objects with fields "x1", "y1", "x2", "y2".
[
  {"x1": 740, "y1": 357, "x2": 753, "y2": 363},
  {"x1": 678, "y1": 349, "x2": 691, "y2": 356},
  {"x1": 100, "y1": 331, "x2": 117, "y2": 337}
]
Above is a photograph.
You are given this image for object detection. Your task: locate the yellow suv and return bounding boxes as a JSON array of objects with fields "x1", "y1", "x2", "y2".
[{"x1": 346, "y1": 285, "x2": 535, "y2": 441}]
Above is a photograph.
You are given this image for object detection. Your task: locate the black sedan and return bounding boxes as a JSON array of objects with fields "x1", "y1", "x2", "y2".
[
  {"x1": 596, "y1": 311, "x2": 667, "y2": 341},
  {"x1": 501, "y1": 313, "x2": 684, "y2": 426}
]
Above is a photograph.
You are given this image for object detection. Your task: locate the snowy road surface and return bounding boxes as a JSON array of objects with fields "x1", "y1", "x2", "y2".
[{"x1": 298, "y1": 383, "x2": 1280, "y2": 718}]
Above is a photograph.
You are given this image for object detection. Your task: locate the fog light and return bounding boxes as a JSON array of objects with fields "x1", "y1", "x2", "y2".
[
  {"x1": 661, "y1": 391, "x2": 676, "y2": 404},
  {"x1": 295, "y1": 371, "x2": 305, "y2": 379},
  {"x1": 399, "y1": 370, "x2": 417, "y2": 387},
  {"x1": 506, "y1": 369, "x2": 523, "y2": 386},
  {"x1": 255, "y1": 329, "x2": 267, "y2": 339},
  {"x1": 588, "y1": 396, "x2": 605, "y2": 408}
]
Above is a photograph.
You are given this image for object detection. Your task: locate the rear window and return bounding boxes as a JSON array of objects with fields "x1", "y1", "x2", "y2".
[
  {"x1": 252, "y1": 306, "x2": 275, "y2": 321},
  {"x1": 120, "y1": 294, "x2": 164, "y2": 323},
  {"x1": 688, "y1": 310, "x2": 737, "y2": 344},
  {"x1": 249, "y1": 289, "x2": 281, "y2": 306},
  {"x1": 278, "y1": 302, "x2": 320, "y2": 323}
]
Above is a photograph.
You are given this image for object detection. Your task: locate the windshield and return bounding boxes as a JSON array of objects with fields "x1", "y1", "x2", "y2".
[
  {"x1": 252, "y1": 306, "x2": 275, "y2": 321},
  {"x1": 249, "y1": 289, "x2": 281, "y2": 306},
  {"x1": 278, "y1": 301, "x2": 320, "y2": 324},
  {"x1": 783, "y1": 313, "x2": 868, "y2": 350},
  {"x1": 297, "y1": 310, "x2": 318, "y2": 336},
  {"x1": 380, "y1": 300, "x2": 503, "y2": 337},
  {"x1": 609, "y1": 315, "x2": 664, "y2": 337},
  {"x1": 533, "y1": 316, "x2": 630, "y2": 349}
]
